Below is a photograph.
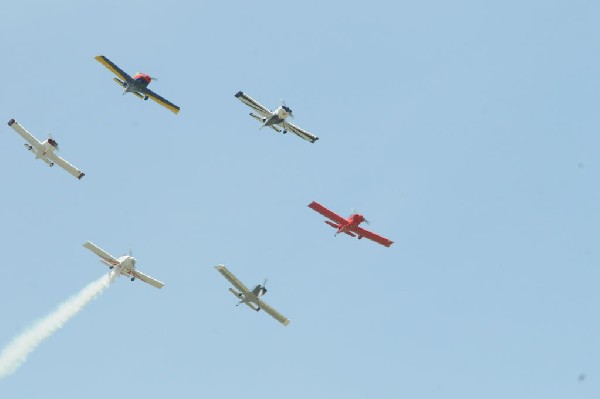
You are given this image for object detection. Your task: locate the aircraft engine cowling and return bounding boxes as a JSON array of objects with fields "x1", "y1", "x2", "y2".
[{"x1": 47, "y1": 138, "x2": 59, "y2": 148}]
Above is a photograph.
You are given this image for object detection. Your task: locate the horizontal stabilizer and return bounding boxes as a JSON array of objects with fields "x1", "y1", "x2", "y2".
[
  {"x1": 325, "y1": 221, "x2": 339, "y2": 229},
  {"x1": 113, "y1": 77, "x2": 125, "y2": 87},
  {"x1": 249, "y1": 113, "x2": 265, "y2": 123},
  {"x1": 249, "y1": 113, "x2": 282, "y2": 132}
]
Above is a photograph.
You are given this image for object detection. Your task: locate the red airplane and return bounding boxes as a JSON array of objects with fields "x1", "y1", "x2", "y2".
[{"x1": 308, "y1": 201, "x2": 393, "y2": 247}]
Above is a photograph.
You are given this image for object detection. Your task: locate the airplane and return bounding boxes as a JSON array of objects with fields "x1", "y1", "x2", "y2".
[
  {"x1": 83, "y1": 241, "x2": 164, "y2": 289},
  {"x1": 308, "y1": 201, "x2": 394, "y2": 247},
  {"x1": 95, "y1": 55, "x2": 180, "y2": 114},
  {"x1": 214, "y1": 265, "x2": 290, "y2": 326},
  {"x1": 7, "y1": 119, "x2": 85, "y2": 180},
  {"x1": 234, "y1": 91, "x2": 319, "y2": 143}
]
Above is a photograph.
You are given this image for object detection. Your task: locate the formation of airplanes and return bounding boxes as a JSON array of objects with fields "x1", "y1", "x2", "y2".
[{"x1": 6, "y1": 55, "x2": 394, "y2": 327}]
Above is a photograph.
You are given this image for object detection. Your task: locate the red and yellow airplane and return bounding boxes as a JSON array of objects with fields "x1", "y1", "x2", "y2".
[
  {"x1": 95, "y1": 55, "x2": 180, "y2": 114},
  {"x1": 308, "y1": 201, "x2": 393, "y2": 247}
]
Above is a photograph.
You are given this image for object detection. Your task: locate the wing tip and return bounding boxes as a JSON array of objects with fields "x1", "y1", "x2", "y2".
[
  {"x1": 7, "y1": 118, "x2": 15, "y2": 126},
  {"x1": 77, "y1": 172, "x2": 85, "y2": 180},
  {"x1": 234, "y1": 91, "x2": 243, "y2": 98},
  {"x1": 282, "y1": 320, "x2": 290, "y2": 326},
  {"x1": 214, "y1": 264, "x2": 225, "y2": 271}
]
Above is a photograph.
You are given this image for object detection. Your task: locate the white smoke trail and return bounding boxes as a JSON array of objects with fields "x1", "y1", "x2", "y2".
[{"x1": 0, "y1": 271, "x2": 118, "y2": 378}]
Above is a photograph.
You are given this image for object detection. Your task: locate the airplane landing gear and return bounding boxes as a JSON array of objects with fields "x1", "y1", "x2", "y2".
[
  {"x1": 143, "y1": 95, "x2": 149, "y2": 101},
  {"x1": 131, "y1": 277, "x2": 135, "y2": 281}
]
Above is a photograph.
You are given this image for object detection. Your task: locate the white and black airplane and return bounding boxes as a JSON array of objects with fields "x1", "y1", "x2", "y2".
[
  {"x1": 214, "y1": 265, "x2": 289, "y2": 326},
  {"x1": 235, "y1": 91, "x2": 318, "y2": 143},
  {"x1": 7, "y1": 119, "x2": 85, "y2": 180},
  {"x1": 84, "y1": 241, "x2": 164, "y2": 289}
]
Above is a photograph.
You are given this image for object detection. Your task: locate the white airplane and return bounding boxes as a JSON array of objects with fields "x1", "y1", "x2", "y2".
[
  {"x1": 234, "y1": 91, "x2": 319, "y2": 143},
  {"x1": 214, "y1": 265, "x2": 290, "y2": 326},
  {"x1": 7, "y1": 119, "x2": 85, "y2": 180},
  {"x1": 84, "y1": 241, "x2": 164, "y2": 289}
]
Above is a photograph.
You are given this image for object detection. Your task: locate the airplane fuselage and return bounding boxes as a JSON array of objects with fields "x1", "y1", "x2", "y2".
[
  {"x1": 114, "y1": 255, "x2": 136, "y2": 277},
  {"x1": 263, "y1": 106, "x2": 292, "y2": 127},
  {"x1": 322, "y1": 214, "x2": 367, "y2": 238},
  {"x1": 25, "y1": 139, "x2": 58, "y2": 166},
  {"x1": 117, "y1": 73, "x2": 152, "y2": 98},
  {"x1": 231, "y1": 284, "x2": 267, "y2": 311},
  {"x1": 336, "y1": 214, "x2": 365, "y2": 234}
]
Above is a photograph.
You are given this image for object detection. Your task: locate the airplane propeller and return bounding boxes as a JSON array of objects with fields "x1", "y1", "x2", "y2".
[
  {"x1": 351, "y1": 208, "x2": 370, "y2": 225},
  {"x1": 47, "y1": 133, "x2": 59, "y2": 151},
  {"x1": 121, "y1": 249, "x2": 134, "y2": 262},
  {"x1": 281, "y1": 99, "x2": 294, "y2": 118}
]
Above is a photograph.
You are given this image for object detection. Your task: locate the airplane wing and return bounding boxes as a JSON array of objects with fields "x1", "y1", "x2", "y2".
[
  {"x1": 308, "y1": 201, "x2": 346, "y2": 225},
  {"x1": 7, "y1": 119, "x2": 43, "y2": 150},
  {"x1": 83, "y1": 241, "x2": 119, "y2": 267},
  {"x1": 282, "y1": 121, "x2": 319, "y2": 143},
  {"x1": 352, "y1": 226, "x2": 394, "y2": 248},
  {"x1": 235, "y1": 91, "x2": 272, "y2": 118},
  {"x1": 95, "y1": 55, "x2": 132, "y2": 83},
  {"x1": 257, "y1": 299, "x2": 290, "y2": 326},
  {"x1": 140, "y1": 87, "x2": 180, "y2": 114},
  {"x1": 132, "y1": 270, "x2": 164, "y2": 289},
  {"x1": 214, "y1": 265, "x2": 252, "y2": 295},
  {"x1": 47, "y1": 152, "x2": 85, "y2": 180}
]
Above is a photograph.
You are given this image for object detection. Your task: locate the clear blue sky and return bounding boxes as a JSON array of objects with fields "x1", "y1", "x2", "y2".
[{"x1": 1, "y1": 0, "x2": 599, "y2": 398}]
